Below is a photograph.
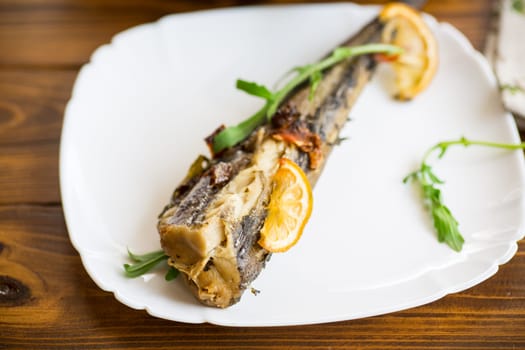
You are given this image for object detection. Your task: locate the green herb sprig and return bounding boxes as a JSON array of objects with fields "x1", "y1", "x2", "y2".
[
  {"x1": 501, "y1": 84, "x2": 525, "y2": 95},
  {"x1": 404, "y1": 137, "x2": 525, "y2": 252},
  {"x1": 512, "y1": 0, "x2": 525, "y2": 14},
  {"x1": 212, "y1": 43, "x2": 403, "y2": 153},
  {"x1": 123, "y1": 249, "x2": 178, "y2": 281}
]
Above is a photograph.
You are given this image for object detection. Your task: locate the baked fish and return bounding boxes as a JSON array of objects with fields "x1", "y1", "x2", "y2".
[{"x1": 156, "y1": 17, "x2": 386, "y2": 308}]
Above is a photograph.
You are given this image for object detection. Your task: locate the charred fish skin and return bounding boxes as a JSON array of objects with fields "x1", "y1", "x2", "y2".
[{"x1": 158, "y1": 18, "x2": 383, "y2": 308}]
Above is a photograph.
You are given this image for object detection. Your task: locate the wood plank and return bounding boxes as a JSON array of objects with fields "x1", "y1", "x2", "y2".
[
  {"x1": 0, "y1": 206, "x2": 524, "y2": 349},
  {"x1": 0, "y1": 70, "x2": 75, "y2": 204},
  {"x1": 0, "y1": 142, "x2": 59, "y2": 204},
  {"x1": 0, "y1": 70, "x2": 75, "y2": 145},
  {"x1": 0, "y1": 0, "x2": 491, "y2": 67}
]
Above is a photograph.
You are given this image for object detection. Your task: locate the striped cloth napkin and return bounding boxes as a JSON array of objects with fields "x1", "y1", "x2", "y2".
[{"x1": 485, "y1": 0, "x2": 525, "y2": 128}]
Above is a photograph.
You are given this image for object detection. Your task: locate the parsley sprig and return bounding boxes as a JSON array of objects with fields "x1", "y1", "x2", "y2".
[
  {"x1": 123, "y1": 249, "x2": 178, "y2": 281},
  {"x1": 404, "y1": 137, "x2": 525, "y2": 252},
  {"x1": 212, "y1": 43, "x2": 403, "y2": 153}
]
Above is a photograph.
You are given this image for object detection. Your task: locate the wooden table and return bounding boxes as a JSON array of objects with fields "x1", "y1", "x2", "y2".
[{"x1": 2, "y1": 0, "x2": 524, "y2": 348}]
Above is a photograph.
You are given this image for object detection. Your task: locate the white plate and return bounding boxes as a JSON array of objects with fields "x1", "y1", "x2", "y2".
[{"x1": 60, "y1": 3, "x2": 525, "y2": 326}]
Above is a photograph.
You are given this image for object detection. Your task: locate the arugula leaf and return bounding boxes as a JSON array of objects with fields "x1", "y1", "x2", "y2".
[
  {"x1": 165, "y1": 266, "x2": 180, "y2": 281},
  {"x1": 431, "y1": 203, "x2": 464, "y2": 251},
  {"x1": 309, "y1": 70, "x2": 323, "y2": 101},
  {"x1": 404, "y1": 137, "x2": 525, "y2": 252},
  {"x1": 212, "y1": 105, "x2": 270, "y2": 151},
  {"x1": 123, "y1": 248, "x2": 179, "y2": 280},
  {"x1": 211, "y1": 43, "x2": 403, "y2": 153},
  {"x1": 123, "y1": 252, "x2": 167, "y2": 278},
  {"x1": 236, "y1": 79, "x2": 274, "y2": 100},
  {"x1": 127, "y1": 248, "x2": 165, "y2": 263}
]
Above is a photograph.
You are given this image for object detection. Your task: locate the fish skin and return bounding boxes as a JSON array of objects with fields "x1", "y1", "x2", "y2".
[{"x1": 158, "y1": 18, "x2": 383, "y2": 308}]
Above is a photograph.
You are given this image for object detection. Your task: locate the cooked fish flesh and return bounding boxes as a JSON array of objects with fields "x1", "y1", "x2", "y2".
[{"x1": 158, "y1": 18, "x2": 384, "y2": 308}]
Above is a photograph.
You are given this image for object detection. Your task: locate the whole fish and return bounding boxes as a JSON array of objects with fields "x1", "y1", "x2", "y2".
[{"x1": 158, "y1": 18, "x2": 384, "y2": 308}]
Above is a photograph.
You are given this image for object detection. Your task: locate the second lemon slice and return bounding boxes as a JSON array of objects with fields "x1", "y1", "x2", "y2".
[{"x1": 380, "y1": 2, "x2": 438, "y2": 100}]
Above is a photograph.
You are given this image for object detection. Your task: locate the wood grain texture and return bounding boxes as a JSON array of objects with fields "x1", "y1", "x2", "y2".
[
  {"x1": 0, "y1": 70, "x2": 75, "y2": 204},
  {"x1": 0, "y1": 206, "x2": 524, "y2": 349},
  {"x1": 2, "y1": 0, "x2": 525, "y2": 349},
  {"x1": 0, "y1": 0, "x2": 491, "y2": 67}
]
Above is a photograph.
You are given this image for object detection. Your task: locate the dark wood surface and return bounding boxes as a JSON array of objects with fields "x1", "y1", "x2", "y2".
[{"x1": 2, "y1": 0, "x2": 525, "y2": 349}]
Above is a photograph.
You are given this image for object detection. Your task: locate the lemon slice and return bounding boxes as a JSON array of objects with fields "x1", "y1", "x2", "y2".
[
  {"x1": 380, "y1": 2, "x2": 438, "y2": 100},
  {"x1": 258, "y1": 158, "x2": 313, "y2": 253}
]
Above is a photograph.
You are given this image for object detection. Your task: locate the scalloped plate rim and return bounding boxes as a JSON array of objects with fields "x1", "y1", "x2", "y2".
[{"x1": 59, "y1": 3, "x2": 525, "y2": 326}]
